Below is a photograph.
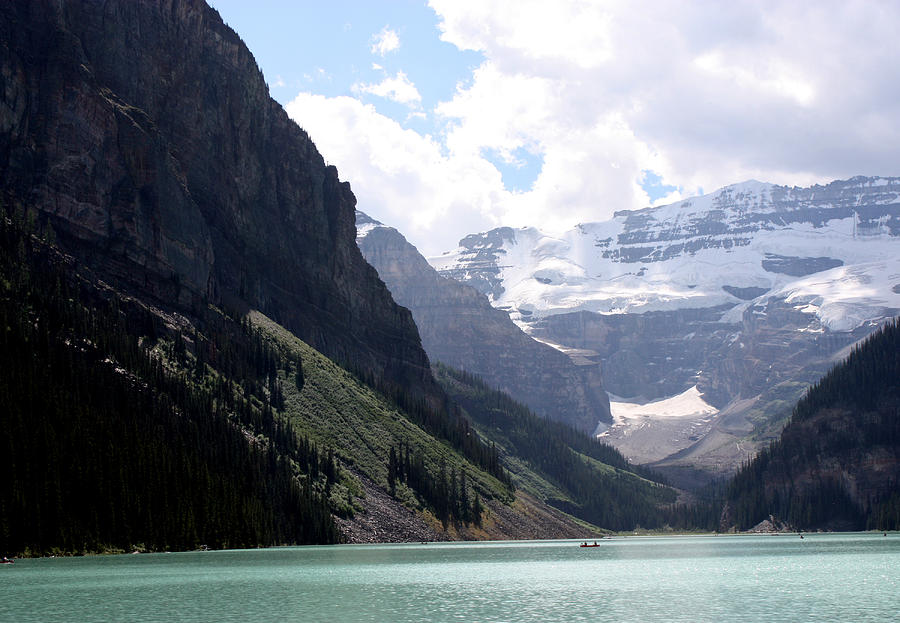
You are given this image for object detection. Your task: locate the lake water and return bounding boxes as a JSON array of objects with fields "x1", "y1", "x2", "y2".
[{"x1": 2, "y1": 533, "x2": 898, "y2": 622}]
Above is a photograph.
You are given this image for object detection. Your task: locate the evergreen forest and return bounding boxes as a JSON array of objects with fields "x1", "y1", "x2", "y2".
[
  {"x1": 0, "y1": 208, "x2": 343, "y2": 555},
  {"x1": 725, "y1": 318, "x2": 900, "y2": 531},
  {"x1": 0, "y1": 207, "x2": 515, "y2": 554}
]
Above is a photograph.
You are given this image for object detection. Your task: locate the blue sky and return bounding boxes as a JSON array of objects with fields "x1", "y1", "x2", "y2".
[
  {"x1": 208, "y1": 1, "x2": 900, "y2": 256},
  {"x1": 211, "y1": 1, "x2": 478, "y2": 113},
  {"x1": 210, "y1": 0, "x2": 547, "y2": 196}
]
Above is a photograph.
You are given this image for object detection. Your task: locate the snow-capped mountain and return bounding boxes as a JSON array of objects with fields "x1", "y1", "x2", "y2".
[
  {"x1": 430, "y1": 176, "x2": 900, "y2": 482},
  {"x1": 431, "y1": 176, "x2": 900, "y2": 331}
]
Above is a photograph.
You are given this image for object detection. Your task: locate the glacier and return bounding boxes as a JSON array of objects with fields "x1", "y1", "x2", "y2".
[{"x1": 430, "y1": 177, "x2": 900, "y2": 333}]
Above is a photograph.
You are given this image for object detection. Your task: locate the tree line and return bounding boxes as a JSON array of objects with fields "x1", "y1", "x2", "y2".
[
  {"x1": 370, "y1": 377, "x2": 512, "y2": 489},
  {"x1": 388, "y1": 442, "x2": 484, "y2": 529}
]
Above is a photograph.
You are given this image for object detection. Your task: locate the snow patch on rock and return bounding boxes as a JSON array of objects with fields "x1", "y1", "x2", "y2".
[
  {"x1": 597, "y1": 386, "x2": 720, "y2": 464},
  {"x1": 606, "y1": 386, "x2": 718, "y2": 425}
]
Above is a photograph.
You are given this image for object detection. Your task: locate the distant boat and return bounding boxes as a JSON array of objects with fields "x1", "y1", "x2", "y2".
[
  {"x1": 580, "y1": 542, "x2": 601, "y2": 548},
  {"x1": 1, "y1": 557, "x2": 13, "y2": 564}
]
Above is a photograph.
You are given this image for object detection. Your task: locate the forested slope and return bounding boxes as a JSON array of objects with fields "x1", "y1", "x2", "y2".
[
  {"x1": 0, "y1": 211, "x2": 340, "y2": 555},
  {"x1": 724, "y1": 319, "x2": 900, "y2": 531},
  {"x1": 435, "y1": 365, "x2": 681, "y2": 531},
  {"x1": 250, "y1": 311, "x2": 515, "y2": 537},
  {"x1": 0, "y1": 210, "x2": 520, "y2": 554}
]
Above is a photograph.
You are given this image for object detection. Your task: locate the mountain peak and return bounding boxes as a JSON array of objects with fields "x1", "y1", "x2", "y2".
[
  {"x1": 355, "y1": 210, "x2": 386, "y2": 241},
  {"x1": 431, "y1": 175, "x2": 900, "y2": 329}
]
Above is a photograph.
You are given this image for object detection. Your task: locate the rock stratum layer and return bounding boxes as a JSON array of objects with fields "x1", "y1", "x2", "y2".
[
  {"x1": 0, "y1": 0, "x2": 438, "y2": 405},
  {"x1": 357, "y1": 212, "x2": 610, "y2": 433}
]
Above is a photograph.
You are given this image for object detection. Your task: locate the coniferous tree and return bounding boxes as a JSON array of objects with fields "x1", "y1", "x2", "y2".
[
  {"x1": 459, "y1": 470, "x2": 470, "y2": 524},
  {"x1": 472, "y1": 492, "x2": 484, "y2": 528},
  {"x1": 388, "y1": 447, "x2": 398, "y2": 496},
  {"x1": 295, "y1": 355, "x2": 305, "y2": 391}
]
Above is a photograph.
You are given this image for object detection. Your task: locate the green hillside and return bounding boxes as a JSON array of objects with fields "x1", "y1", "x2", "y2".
[
  {"x1": 435, "y1": 365, "x2": 678, "y2": 531},
  {"x1": 249, "y1": 311, "x2": 514, "y2": 529}
]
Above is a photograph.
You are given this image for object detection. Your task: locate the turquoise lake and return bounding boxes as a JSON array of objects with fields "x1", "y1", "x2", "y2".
[{"x1": 2, "y1": 533, "x2": 898, "y2": 622}]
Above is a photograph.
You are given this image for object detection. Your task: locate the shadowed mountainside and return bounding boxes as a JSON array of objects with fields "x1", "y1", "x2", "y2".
[{"x1": 0, "y1": 0, "x2": 439, "y2": 410}]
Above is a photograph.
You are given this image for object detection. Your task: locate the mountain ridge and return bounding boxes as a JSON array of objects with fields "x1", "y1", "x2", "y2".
[
  {"x1": 431, "y1": 175, "x2": 899, "y2": 325},
  {"x1": 356, "y1": 210, "x2": 611, "y2": 433},
  {"x1": 428, "y1": 176, "x2": 899, "y2": 480}
]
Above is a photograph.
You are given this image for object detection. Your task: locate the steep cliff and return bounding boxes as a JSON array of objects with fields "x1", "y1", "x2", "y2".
[
  {"x1": 0, "y1": 0, "x2": 437, "y2": 405},
  {"x1": 357, "y1": 212, "x2": 611, "y2": 433}
]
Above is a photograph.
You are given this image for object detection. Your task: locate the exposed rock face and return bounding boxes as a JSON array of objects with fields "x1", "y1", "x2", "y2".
[
  {"x1": 537, "y1": 306, "x2": 734, "y2": 403},
  {"x1": 760, "y1": 254, "x2": 843, "y2": 277},
  {"x1": 357, "y1": 212, "x2": 611, "y2": 433},
  {"x1": 0, "y1": 0, "x2": 437, "y2": 404}
]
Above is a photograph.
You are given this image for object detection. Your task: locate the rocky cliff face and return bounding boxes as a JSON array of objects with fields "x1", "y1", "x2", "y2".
[
  {"x1": 357, "y1": 212, "x2": 611, "y2": 433},
  {"x1": 0, "y1": 0, "x2": 437, "y2": 404}
]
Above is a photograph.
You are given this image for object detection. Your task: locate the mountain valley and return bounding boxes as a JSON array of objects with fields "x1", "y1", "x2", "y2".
[
  {"x1": 0, "y1": 0, "x2": 684, "y2": 554},
  {"x1": 357, "y1": 211, "x2": 610, "y2": 434},
  {"x1": 2, "y1": 0, "x2": 898, "y2": 556}
]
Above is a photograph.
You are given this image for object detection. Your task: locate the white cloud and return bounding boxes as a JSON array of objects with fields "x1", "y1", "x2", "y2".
[
  {"x1": 353, "y1": 72, "x2": 422, "y2": 107},
  {"x1": 428, "y1": 0, "x2": 900, "y2": 220},
  {"x1": 286, "y1": 93, "x2": 507, "y2": 254},
  {"x1": 692, "y1": 52, "x2": 816, "y2": 107},
  {"x1": 285, "y1": 1, "x2": 900, "y2": 255},
  {"x1": 436, "y1": 64, "x2": 557, "y2": 161},
  {"x1": 651, "y1": 189, "x2": 686, "y2": 208},
  {"x1": 430, "y1": 0, "x2": 613, "y2": 70},
  {"x1": 371, "y1": 26, "x2": 400, "y2": 56}
]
